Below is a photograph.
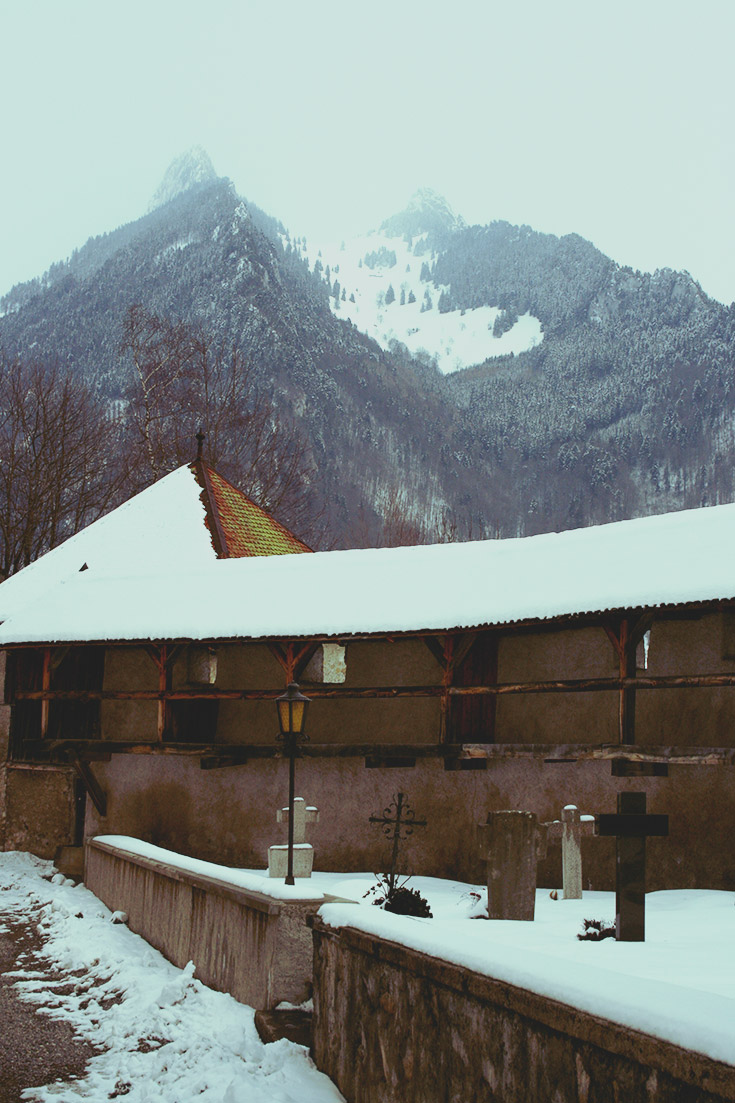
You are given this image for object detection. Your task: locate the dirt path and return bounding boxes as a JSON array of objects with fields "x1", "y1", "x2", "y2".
[{"x1": 0, "y1": 918, "x2": 98, "y2": 1103}]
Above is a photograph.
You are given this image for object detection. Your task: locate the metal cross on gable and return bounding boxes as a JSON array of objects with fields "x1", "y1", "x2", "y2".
[{"x1": 369, "y1": 792, "x2": 427, "y2": 893}]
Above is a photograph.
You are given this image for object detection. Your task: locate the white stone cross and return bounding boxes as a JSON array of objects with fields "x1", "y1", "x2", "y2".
[
  {"x1": 277, "y1": 797, "x2": 319, "y2": 844},
  {"x1": 268, "y1": 797, "x2": 320, "y2": 878}
]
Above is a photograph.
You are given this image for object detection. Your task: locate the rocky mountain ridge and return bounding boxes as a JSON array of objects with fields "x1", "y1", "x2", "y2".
[{"x1": 1, "y1": 153, "x2": 733, "y2": 547}]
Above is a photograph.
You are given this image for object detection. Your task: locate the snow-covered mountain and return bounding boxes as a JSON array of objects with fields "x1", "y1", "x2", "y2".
[
  {"x1": 295, "y1": 191, "x2": 543, "y2": 375},
  {"x1": 1, "y1": 151, "x2": 733, "y2": 550}
]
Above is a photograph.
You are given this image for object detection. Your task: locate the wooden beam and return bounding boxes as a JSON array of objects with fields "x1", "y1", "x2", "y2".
[
  {"x1": 27, "y1": 739, "x2": 459, "y2": 762},
  {"x1": 21, "y1": 738, "x2": 735, "y2": 767},
  {"x1": 461, "y1": 743, "x2": 735, "y2": 765},
  {"x1": 70, "y1": 752, "x2": 107, "y2": 816},
  {"x1": 293, "y1": 642, "x2": 321, "y2": 682},
  {"x1": 16, "y1": 671, "x2": 735, "y2": 703}
]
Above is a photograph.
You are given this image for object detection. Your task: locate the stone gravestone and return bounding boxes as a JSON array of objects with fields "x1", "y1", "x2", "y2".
[
  {"x1": 268, "y1": 797, "x2": 319, "y2": 879},
  {"x1": 477, "y1": 811, "x2": 543, "y2": 921},
  {"x1": 595, "y1": 791, "x2": 668, "y2": 941},
  {"x1": 544, "y1": 805, "x2": 596, "y2": 899}
]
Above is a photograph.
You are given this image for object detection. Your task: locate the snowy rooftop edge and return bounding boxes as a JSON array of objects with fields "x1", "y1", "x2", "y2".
[{"x1": 1, "y1": 501, "x2": 735, "y2": 644}]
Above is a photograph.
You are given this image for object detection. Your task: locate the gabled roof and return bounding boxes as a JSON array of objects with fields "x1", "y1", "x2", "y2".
[
  {"x1": 193, "y1": 459, "x2": 311, "y2": 557},
  {"x1": 1, "y1": 500, "x2": 734, "y2": 646},
  {"x1": 0, "y1": 461, "x2": 310, "y2": 625}
]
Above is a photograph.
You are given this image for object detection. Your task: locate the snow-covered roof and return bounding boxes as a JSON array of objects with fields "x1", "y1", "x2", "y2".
[
  {"x1": 0, "y1": 501, "x2": 733, "y2": 645},
  {"x1": 0, "y1": 466, "x2": 216, "y2": 626},
  {"x1": 0, "y1": 463, "x2": 309, "y2": 628}
]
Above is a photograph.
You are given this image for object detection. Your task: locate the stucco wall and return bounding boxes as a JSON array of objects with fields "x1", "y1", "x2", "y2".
[
  {"x1": 82, "y1": 751, "x2": 735, "y2": 890},
  {"x1": 638, "y1": 613, "x2": 735, "y2": 746},
  {"x1": 101, "y1": 641, "x2": 443, "y2": 746},
  {"x1": 0, "y1": 652, "x2": 8, "y2": 849}
]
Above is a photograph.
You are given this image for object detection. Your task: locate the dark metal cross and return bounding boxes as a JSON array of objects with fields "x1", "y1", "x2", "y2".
[
  {"x1": 595, "y1": 791, "x2": 668, "y2": 941},
  {"x1": 369, "y1": 792, "x2": 427, "y2": 894}
]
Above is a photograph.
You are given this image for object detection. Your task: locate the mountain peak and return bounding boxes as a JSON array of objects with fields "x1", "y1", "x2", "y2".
[
  {"x1": 380, "y1": 188, "x2": 464, "y2": 239},
  {"x1": 148, "y1": 147, "x2": 218, "y2": 212}
]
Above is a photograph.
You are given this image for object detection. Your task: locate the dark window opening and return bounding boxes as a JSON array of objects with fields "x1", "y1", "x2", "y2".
[
  {"x1": 7, "y1": 647, "x2": 104, "y2": 760},
  {"x1": 169, "y1": 700, "x2": 220, "y2": 744},
  {"x1": 7, "y1": 650, "x2": 43, "y2": 760},
  {"x1": 447, "y1": 633, "x2": 498, "y2": 744},
  {"x1": 48, "y1": 647, "x2": 105, "y2": 742}
]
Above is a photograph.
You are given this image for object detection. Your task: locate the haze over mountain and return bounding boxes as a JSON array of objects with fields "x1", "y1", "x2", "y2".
[{"x1": 1, "y1": 150, "x2": 733, "y2": 548}]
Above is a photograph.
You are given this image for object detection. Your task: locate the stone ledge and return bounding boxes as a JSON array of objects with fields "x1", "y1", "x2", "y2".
[{"x1": 88, "y1": 839, "x2": 283, "y2": 915}]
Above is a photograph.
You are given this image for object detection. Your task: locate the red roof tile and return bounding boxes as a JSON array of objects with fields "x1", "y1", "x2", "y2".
[{"x1": 192, "y1": 461, "x2": 312, "y2": 558}]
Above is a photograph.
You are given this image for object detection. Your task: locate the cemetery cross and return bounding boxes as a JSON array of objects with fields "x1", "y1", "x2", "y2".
[
  {"x1": 595, "y1": 791, "x2": 668, "y2": 941},
  {"x1": 369, "y1": 792, "x2": 427, "y2": 895}
]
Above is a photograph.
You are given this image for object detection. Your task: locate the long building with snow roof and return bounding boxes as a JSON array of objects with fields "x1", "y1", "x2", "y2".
[{"x1": 0, "y1": 466, "x2": 733, "y2": 893}]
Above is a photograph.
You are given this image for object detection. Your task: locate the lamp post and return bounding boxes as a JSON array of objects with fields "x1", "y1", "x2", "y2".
[{"x1": 275, "y1": 682, "x2": 311, "y2": 885}]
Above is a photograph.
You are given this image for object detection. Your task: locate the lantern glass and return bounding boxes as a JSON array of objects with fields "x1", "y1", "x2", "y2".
[{"x1": 276, "y1": 682, "x2": 310, "y2": 738}]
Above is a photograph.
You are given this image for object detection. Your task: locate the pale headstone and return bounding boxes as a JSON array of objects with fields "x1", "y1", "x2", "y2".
[
  {"x1": 561, "y1": 804, "x2": 582, "y2": 900},
  {"x1": 268, "y1": 797, "x2": 319, "y2": 878},
  {"x1": 477, "y1": 810, "x2": 541, "y2": 921},
  {"x1": 544, "y1": 806, "x2": 596, "y2": 898}
]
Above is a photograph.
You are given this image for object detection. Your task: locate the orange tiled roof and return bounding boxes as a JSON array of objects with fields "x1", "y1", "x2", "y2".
[{"x1": 192, "y1": 461, "x2": 312, "y2": 558}]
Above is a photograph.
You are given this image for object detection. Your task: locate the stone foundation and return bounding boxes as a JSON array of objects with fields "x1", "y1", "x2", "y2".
[{"x1": 310, "y1": 917, "x2": 735, "y2": 1103}]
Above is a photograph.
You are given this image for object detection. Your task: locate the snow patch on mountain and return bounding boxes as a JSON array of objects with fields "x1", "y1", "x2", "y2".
[
  {"x1": 148, "y1": 147, "x2": 218, "y2": 213},
  {"x1": 297, "y1": 225, "x2": 543, "y2": 375}
]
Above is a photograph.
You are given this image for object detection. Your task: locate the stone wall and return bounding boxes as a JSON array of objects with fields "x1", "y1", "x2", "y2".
[
  {"x1": 2, "y1": 764, "x2": 76, "y2": 857},
  {"x1": 310, "y1": 918, "x2": 735, "y2": 1103},
  {"x1": 85, "y1": 838, "x2": 319, "y2": 1009}
]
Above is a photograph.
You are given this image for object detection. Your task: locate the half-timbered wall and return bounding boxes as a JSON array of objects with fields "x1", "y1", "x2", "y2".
[{"x1": 3, "y1": 611, "x2": 735, "y2": 888}]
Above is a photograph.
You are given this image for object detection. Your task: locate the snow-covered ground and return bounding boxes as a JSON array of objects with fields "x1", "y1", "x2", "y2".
[
  {"x1": 0, "y1": 852, "x2": 344, "y2": 1103},
  {"x1": 291, "y1": 227, "x2": 542, "y2": 375},
  {"x1": 312, "y1": 874, "x2": 735, "y2": 1068},
  {"x1": 2, "y1": 849, "x2": 733, "y2": 1102}
]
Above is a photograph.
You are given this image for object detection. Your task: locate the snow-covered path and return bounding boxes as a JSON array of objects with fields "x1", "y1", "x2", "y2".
[{"x1": 0, "y1": 853, "x2": 344, "y2": 1103}]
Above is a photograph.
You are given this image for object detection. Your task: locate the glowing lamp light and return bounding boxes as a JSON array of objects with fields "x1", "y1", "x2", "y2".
[{"x1": 276, "y1": 682, "x2": 310, "y2": 740}]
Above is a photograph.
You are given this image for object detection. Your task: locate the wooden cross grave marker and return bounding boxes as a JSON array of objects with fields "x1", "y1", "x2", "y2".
[{"x1": 595, "y1": 791, "x2": 668, "y2": 942}]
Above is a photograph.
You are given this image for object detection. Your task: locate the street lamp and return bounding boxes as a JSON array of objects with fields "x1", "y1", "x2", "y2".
[{"x1": 275, "y1": 682, "x2": 311, "y2": 885}]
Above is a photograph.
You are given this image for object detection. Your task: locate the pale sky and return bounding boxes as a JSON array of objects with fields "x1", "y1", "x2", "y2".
[{"x1": 1, "y1": 0, "x2": 733, "y2": 303}]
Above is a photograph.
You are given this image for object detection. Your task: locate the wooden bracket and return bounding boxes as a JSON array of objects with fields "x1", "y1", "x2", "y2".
[
  {"x1": 70, "y1": 752, "x2": 107, "y2": 817},
  {"x1": 268, "y1": 641, "x2": 320, "y2": 683}
]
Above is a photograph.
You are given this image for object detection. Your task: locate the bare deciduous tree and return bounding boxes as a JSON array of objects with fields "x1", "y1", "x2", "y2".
[
  {"x1": 0, "y1": 353, "x2": 122, "y2": 578},
  {"x1": 119, "y1": 305, "x2": 326, "y2": 545}
]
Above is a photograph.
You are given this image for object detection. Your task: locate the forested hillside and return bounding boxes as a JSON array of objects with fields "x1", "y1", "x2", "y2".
[{"x1": 1, "y1": 154, "x2": 734, "y2": 563}]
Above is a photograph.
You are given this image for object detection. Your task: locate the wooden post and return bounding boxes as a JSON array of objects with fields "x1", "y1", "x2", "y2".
[
  {"x1": 157, "y1": 645, "x2": 171, "y2": 741},
  {"x1": 40, "y1": 648, "x2": 51, "y2": 738},
  {"x1": 604, "y1": 614, "x2": 652, "y2": 746}
]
